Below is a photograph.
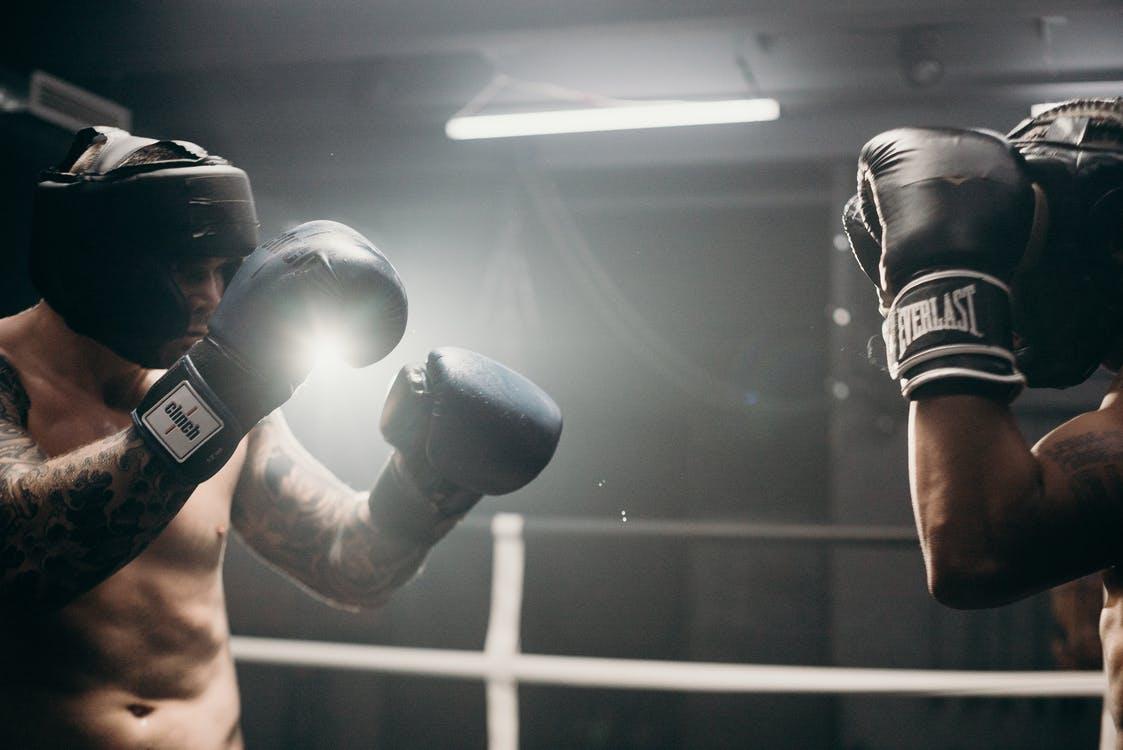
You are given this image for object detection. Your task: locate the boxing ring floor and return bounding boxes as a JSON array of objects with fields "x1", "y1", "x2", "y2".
[{"x1": 229, "y1": 514, "x2": 1108, "y2": 750}]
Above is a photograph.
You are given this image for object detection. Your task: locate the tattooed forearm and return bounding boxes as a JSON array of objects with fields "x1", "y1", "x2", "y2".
[
  {"x1": 232, "y1": 413, "x2": 431, "y2": 609},
  {"x1": 0, "y1": 359, "x2": 196, "y2": 609}
]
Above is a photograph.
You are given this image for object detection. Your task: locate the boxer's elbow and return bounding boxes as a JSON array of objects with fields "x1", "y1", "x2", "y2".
[
  {"x1": 310, "y1": 558, "x2": 426, "y2": 611},
  {"x1": 918, "y1": 477, "x2": 1043, "y2": 609},
  {"x1": 922, "y1": 520, "x2": 1022, "y2": 609},
  {"x1": 925, "y1": 553, "x2": 1016, "y2": 609}
]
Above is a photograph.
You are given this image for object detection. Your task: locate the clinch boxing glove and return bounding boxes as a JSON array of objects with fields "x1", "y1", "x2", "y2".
[
  {"x1": 134, "y1": 220, "x2": 408, "y2": 482},
  {"x1": 369, "y1": 348, "x2": 563, "y2": 544}
]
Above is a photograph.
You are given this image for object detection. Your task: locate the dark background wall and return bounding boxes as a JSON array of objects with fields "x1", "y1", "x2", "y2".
[{"x1": 2, "y1": 3, "x2": 1121, "y2": 747}]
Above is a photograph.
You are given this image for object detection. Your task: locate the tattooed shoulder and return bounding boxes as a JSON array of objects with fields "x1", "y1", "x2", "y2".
[
  {"x1": 1041, "y1": 431, "x2": 1123, "y2": 473},
  {"x1": 0, "y1": 355, "x2": 31, "y2": 427},
  {"x1": 1040, "y1": 430, "x2": 1123, "y2": 508},
  {"x1": 0, "y1": 356, "x2": 43, "y2": 469}
]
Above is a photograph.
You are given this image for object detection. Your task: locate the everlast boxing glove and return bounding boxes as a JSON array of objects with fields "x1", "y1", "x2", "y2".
[
  {"x1": 133, "y1": 220, "x2": 408, "y2": 482},
  {"x1": 369, "y1": 348, "x2": 563, "y2": 544},
  {"x1": 843, "y1": 128, "x2": 1036, "y2": 399}
]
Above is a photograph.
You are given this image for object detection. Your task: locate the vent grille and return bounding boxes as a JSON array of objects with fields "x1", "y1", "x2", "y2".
[{"x1": 28, "y1": 70, "x2": 131, "y2": 133}]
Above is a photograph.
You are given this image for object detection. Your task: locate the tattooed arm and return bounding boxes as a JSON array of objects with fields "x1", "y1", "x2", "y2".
[
  {"x1": 909, "y1": 394, "x2": 1123, "y2": 608},
  {"x1": 231, "y1": 412, "x2": 437, "y2": 610},
  {"x1": 0, "y1": 359, "x2": 198, "y2": 609}
]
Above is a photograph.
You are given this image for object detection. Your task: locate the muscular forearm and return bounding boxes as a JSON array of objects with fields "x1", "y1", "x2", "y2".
[
  {"x1": 909, "y1": 395, "x2": 1046, "y2": 606},
  {"x1": 320, "y1": 484, "x2": 438, "y2": 610},
  {"x1": 0, "y1": 427, "x2": 197, "y2": 609},
  {"x1": 911, "y1": 395, "x2": 1040, "y2": 526},
  {"x1": 910, "y1": 396, "x2": 1123, "y2": 606},
  {"x1": 239, "y1": 490, "x2": 435, "y2": 611},
  {"x1": 233, "y1": 416, "x2": 440, "y2": 610}
]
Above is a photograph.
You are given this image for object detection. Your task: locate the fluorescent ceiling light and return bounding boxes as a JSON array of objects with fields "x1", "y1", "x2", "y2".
[{"x1": 446, "y1": 97, "x2": 780, "y2": 140}]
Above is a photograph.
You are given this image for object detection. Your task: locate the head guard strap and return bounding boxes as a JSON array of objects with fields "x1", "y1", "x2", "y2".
[{"x1": 1006, "y1": 98, "x2": 1123, "y2": 388}]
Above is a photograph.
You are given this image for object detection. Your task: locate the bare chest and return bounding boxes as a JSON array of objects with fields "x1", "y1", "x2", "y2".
[
  {"x1": 23, "y1": 376, "x2": 139, "y2": 458},
  {"x1": 138, "y1": 464, "x2": 241, "y2": 572},
  {"x1": 20, "y1": 366, "x2": 246, "y2": 571}
]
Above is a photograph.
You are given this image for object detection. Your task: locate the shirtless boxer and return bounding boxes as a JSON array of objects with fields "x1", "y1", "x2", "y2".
[
  {"x1": 0, "y1": 127, "x2": 562, "y2": 748},
  {"x1": 843, "y1": 99, "x2": 1123, "y2": 743}
]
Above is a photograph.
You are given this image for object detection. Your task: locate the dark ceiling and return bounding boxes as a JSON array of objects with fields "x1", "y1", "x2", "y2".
[{"x1": 5, "y1": 1, "x2": 1122, "y2": 170}]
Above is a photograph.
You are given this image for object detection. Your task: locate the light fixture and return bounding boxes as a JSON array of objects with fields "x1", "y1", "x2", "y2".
[{"x1": 445, "y1": 97, "x2": 780, "y2": 140}]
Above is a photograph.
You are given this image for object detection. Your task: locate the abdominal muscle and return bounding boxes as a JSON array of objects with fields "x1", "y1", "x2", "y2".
[{"x1": 0, "y1": 476, "x2": 245, "y2": 750}]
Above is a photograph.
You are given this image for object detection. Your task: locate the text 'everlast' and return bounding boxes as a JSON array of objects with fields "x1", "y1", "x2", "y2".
[{"x1": 895, "y1": 284, "x2": 981, "y2": 352}]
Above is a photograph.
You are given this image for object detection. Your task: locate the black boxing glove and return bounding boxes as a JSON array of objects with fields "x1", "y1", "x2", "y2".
[
  {"x1": 844, "y1": 127, "x2": 1036, "y2": 399},
  {"x1": 369, "y1": 348, "x2": 563, "y2": 544},
  {"x1": 133, "y1": 220, "x2": 408, "y2": 482}
]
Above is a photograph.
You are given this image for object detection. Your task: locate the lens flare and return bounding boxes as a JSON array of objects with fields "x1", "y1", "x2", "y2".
[{"x1": 303, "y1": 332, "x2": 351, "y2": 378}]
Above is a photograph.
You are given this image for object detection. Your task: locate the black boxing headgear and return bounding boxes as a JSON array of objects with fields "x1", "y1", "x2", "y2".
[
  {"x1": 1006, "y1": 98, "x2": 1123, "y2": 387},
  {"x1": 30, "y1": 126, "x2": 259, "y2": 367}
]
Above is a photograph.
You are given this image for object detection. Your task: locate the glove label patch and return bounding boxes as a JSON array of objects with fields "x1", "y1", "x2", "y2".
[
  {"x1": 893, "y1": 283, "x2": 981, "y2": 355},
  {"x1": 881, "y1": 270, "x2": 1020, "y2": 397},
  {"x1": 139, "y1": 381, "x2": 224, "y2": 463}
]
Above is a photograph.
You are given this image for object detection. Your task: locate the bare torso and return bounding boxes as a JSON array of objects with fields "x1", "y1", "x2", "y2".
[
  {"x1": 1085, "y1": 383, "x2": 1123, "y2": 747},
  {"x1": 1100, "y1": 570, "x2": 1123, "y2": 747},
  {"x1": 0, "y1": 308, "x2": 248, "y2": 749}
]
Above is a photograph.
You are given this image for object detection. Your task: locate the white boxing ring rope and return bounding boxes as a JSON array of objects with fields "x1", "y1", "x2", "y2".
[{"x1": 228, "y1": 513, "x2": 1108, "y2": 750}]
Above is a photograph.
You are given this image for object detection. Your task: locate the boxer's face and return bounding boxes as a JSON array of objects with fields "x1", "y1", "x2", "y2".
[{"x1": 155, "y1": 256, "x2": 242, "y2": 366}]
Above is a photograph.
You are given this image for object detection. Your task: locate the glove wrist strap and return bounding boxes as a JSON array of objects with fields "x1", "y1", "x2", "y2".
[
  {"x1": 131, "y1": 350, "x2": 248, "y2": 484},
  {"x1": 368, "y1": 454, "x2": 481, "y2": 546},
  {"x1": 884, "y1": 269, "x2": 1026, "y2": 400}
]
